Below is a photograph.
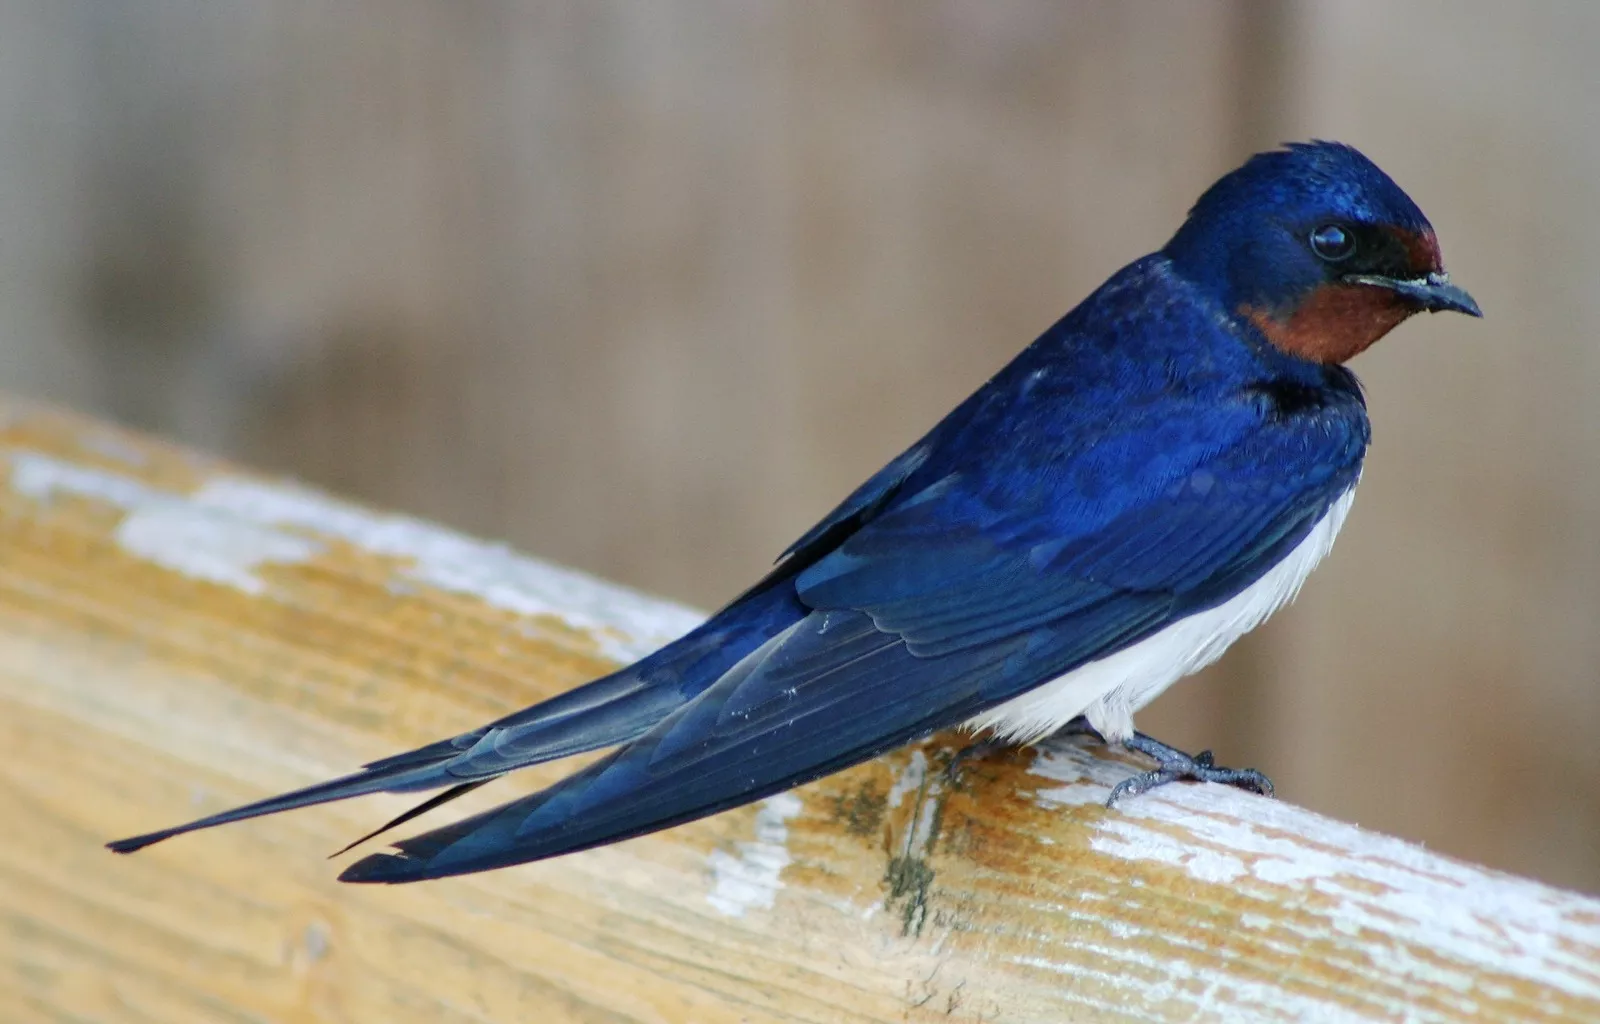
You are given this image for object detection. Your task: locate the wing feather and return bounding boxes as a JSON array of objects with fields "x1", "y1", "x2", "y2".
[{"x1": 342, "y1": 392, "x2": 1370, "y2": 882}]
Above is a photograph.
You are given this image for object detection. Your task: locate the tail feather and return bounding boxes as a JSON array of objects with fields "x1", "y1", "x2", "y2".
[
  {"x1": 104, "y1": 663, "x2": 687, "y2": 857},
  {"x1": 106, "y1": 756, "x2": 459, "y2": 854},
  {"x1": 327, "y1": 779, "x2": 491, "y2": 858},
  {"x1": 108, "y1": 582, "x2": 809, "y2": 859},
  {"x1": 357, "y1": 735, "x2": 475, "y2": 772}
]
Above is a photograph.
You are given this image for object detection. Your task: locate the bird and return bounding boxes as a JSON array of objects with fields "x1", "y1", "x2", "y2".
[{"x1": 108, "y1": 141, "x2": 1480, "y2": 883}]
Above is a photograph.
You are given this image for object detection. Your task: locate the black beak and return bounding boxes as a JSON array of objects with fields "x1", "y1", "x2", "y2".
[{"x1": 1345, "y1": 271, "x2": 1482, "y2": 317}]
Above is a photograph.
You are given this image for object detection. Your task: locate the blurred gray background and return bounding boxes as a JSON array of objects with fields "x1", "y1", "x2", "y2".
[{"x1": 3, "y1": 1, "x2": 1596, "y2": 892}]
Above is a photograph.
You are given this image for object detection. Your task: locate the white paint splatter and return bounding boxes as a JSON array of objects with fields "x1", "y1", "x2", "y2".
[
  {"x1": 885, "y1": 748, "x2": 944, "y2": 859},
  {"x1": 1029, "y1": 741, "x2": 1600, "y2": 1009},
  {"x1": 706, "y1": 792, "x2": 803, "y2": 917},
  {"x1": 11, "y1": 454, "x2": 159, "y2": 510},
  {"x1": 1094, "y1": 815, "x2": 1249, "y2": 885},
  {"x1": 905, "y1": 770, "x2": 944, "y2": 857},
  {"x1": 1024, "y1": 894, "x2": 1472, "y2": 1022},
  {"x1": 190, "y1": 477, "x2": 704, "y2": 662},
  {"x1": 4, "y1": 453, "x2": 705, "y2": 662},
  {"x1": 116, "y1": 501, "x2": 322, "y2": 593},
  {"x1": 9, "y1": 454, "x2": 321, "y2": 593},
  {"x1": 1013, "y1": 944, "x2": 1392, "y2": 1024},
  {"x1": 886, "y1": 749, "x2": 928, "y2": 809}
]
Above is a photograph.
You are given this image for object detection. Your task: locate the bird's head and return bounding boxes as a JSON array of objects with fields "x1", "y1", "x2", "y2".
[{"x1": 1163, "y1": 141, "x2": 1480, "y2": 365}]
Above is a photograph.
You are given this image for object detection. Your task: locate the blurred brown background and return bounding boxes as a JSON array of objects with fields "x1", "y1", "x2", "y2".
[{"x1": 2, "y1": 2, "x2": 1596, "y2": 892}]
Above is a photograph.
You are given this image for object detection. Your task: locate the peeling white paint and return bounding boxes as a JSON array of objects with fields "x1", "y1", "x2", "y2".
[
  {"x1": 1017, "y1": 898, "x2": 1480, "y2": 1023},
  {"x1": 884, "y1": 748, "x2": 944, "y2": 864},
  {"x1": 9, "y1": 454, "x2": 322, "y2": 593},
  {"x1": 905, "y1": 771, "x2": 943, "y2": 857},
  {"x1": 4, "y1": 453, "x2": 704, "y2": 662},
  {"x1": 1096, "y1": 816, "x2": 1250, "y2": 885},
  {"x1": 12, "y1": 454, "x2": 160, "y2": 510},
  {"x1": 1015, "y1": 943, "x2": 1391, "y2": 1024},
  {"x1": 12, "y1": 447, "x2": 1600, "y2": 1017},
  {"x1": 706, "y1": 792, "x2": 802, "y2": 917},
  {"x1": 190, "y1": 477, "x2": 704, "y2": 662},
  {"x1": 116, "y1": 501, "x2": 323, "y2": 594},
  {"x1": 1011, "y1": 964, "x2": 1177, "y2": 1023},
  {"x1": 886, "y1": 749, "x2": 928, "y2": 809},
  {"x1": 1029, "y1": 741, "x2": 1600, "y2": 1009}
]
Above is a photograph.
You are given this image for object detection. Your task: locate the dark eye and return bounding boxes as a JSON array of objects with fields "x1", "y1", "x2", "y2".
[{"x1": 1308, "y1": 223, "x2": 1356, "y2": 262}]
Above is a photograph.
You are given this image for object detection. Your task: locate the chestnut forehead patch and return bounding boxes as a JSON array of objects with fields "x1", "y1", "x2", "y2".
[{"x1": 1385, "y1": 226, "x2": 1442, "y2": 274}]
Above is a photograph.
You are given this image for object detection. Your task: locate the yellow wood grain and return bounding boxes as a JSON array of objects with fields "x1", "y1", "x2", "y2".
[{"x1": 3, "y1": 400, "x2": 1598, "y2": 1023}]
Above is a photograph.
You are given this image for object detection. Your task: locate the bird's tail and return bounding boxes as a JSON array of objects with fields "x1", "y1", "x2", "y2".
[
  {"x1": 103, "y1": 659, "x2": 682, "y2": 857},
  {"x1": 106, "y1": 752, "x2": 467, "y2": 854},
  {"x1": 107, "y1": 583, "x2": 809, "y2": 857}
]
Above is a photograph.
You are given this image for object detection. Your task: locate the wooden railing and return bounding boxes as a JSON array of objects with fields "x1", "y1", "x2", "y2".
[{"x1": 3, "y1": 400, "x2": 1597, "y2": 1023}]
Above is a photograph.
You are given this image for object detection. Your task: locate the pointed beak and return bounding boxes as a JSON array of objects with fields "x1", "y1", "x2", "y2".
[{"x1": 1344, "y1": 271, "x2": 1482, "y2": 317}]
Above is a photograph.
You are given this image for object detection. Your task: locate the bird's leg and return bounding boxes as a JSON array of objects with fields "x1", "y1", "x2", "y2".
[
  {"x1": 945, "y1": 716, "x2": 1103, "y2": 785},
  {"x1": 941, "y1": 736, "x2": 1012, "y2": 785},
  {"x1": 1053, "y1": 715, "x2": 1104, "y2": 741},
  {"x1": 1105, "y1": 731, "x2": 1274, "y2": 808}
]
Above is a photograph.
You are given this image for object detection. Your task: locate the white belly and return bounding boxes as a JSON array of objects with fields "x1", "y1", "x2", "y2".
[{"x1": 963, "y1": 485, "x2": 1357, "y2": 745}]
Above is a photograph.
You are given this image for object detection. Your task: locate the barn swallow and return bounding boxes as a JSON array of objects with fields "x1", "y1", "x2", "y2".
[{"x1": 109, "y1": 141, "x2": 1479, "y2": 882}]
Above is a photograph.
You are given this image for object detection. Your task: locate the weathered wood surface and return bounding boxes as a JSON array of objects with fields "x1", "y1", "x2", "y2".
[{"x1": 3, "y1": 402, "x2": 1598, "y2": 1024}]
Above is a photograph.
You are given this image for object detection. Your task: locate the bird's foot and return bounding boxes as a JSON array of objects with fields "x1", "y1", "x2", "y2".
[
  {"x1": 942, "y1": 737, "x2": 1011, "y2": 785},
  {"x1": 1105, "y1": 731, "x2": 1273, "y2": 808}
]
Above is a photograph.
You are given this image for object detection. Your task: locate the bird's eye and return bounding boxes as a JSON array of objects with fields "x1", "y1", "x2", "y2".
[{"x1": 1308, "y1": 224, "x2": 1356, "y2": 262}]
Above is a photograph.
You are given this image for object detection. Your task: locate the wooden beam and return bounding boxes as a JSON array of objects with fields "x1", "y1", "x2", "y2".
[{"x1": 3, "y1": 399, "x2": 1597, "y2": 1024}]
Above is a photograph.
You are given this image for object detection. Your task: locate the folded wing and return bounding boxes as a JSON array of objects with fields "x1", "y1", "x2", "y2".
[{"x1": 342, "y1": 402, "x2": 1367, "y2": 882}]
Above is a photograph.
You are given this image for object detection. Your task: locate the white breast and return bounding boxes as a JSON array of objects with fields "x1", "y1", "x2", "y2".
[{"x1": 963, "y1": 485, "x2": 1357, "y2": 745}]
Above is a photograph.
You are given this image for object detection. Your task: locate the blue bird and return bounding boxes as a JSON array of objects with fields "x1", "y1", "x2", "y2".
[{"x1": 109, "y1": 141, "x2": 1480, "y2": 883}]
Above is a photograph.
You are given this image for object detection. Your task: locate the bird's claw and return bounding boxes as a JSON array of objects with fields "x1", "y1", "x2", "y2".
[
  {"x1": 942, "y1": 738, "x2": 1008, "y2": 785},
  {"x1": 1103, "y1": 732, "x2": 1273, "y2": 808}
]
